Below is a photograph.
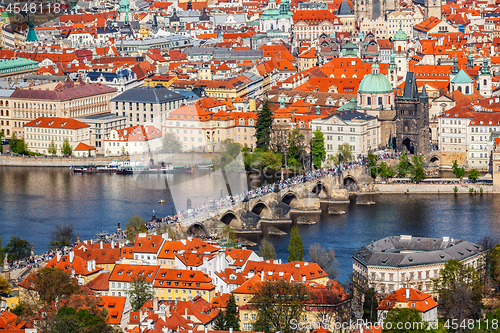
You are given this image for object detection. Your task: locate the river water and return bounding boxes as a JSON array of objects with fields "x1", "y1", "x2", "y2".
[{"x1": 1, "y1": 166, "x2": 499, "y2": 283}]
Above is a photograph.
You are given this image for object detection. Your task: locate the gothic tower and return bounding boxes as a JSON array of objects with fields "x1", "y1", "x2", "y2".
[
  {"x1": 425, "y1": 0, "x2": 442, "y2": 19},
  {"x1": 395, "y1": 72, "x2": 430, "y2": 156}
]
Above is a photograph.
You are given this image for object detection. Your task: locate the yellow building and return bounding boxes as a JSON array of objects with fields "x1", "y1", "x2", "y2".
[
  {"x1": 153, "y1": 268, "x2": 215, "y2": 302},
  {"x1": 203, "y1": 75, "x2": 252, "y2": 99}
]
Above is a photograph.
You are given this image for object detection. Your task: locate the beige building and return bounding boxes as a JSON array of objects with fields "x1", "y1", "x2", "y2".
[
  {"x1": 353, "y1": 235, "x2": 486, "y2": 297},
  {"x1": 10, "y1": 81, "x2": 117, "y2": 138},
  {"x1": 104, "y1": 125, "x2": 163, "y2": 156},
  {"x1": 0, "y1": 89, "x2": 14, "y2": 138},
  {"x1": 24, "y1": 117, "x2": 91, "y2": 155},
  {"x1": 438, "y1": 106, "x2": 470, "y2": 166},
  {"x1": 297, "y1": 48, "x2": 317, "y2": 72},
  {"x1": 387, "y1": 9, "x2": 424, "y2": 38}
]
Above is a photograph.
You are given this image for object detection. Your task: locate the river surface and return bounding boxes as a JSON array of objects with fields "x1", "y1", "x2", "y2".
[{"x1": 1, "y1": 166, "x2": 499, "y2": 283}]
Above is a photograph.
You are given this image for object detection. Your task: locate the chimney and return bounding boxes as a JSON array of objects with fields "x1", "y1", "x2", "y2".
[
  {"x1": 56, "y1": 251, "x2": 61, "y2": 262},
  {"x1": 100, "y1": 241, "x2": 103, "y2": 249},
  {"x1": 205, "y1": 328, "x2": 208, "y2": 333},
  {"x1": 153, "y1": 297, "x2": 158, "y2": 311},
  {"x1": 261, "y1": 271, "x2": 264, "y2": 281},
  {"x1": 230, "y1": 328, "x2": 233, "y2": 333},
  {"x1": 92, "y1": 260, "x2": 96, "y2": 271},
  {"x1": 111, "y1": 240, "x2": 115, "y2": 248},
  {"x1": 87, "y1": 261, "x2": 92, "y2": 272},
  {"x1": 69, "y1": 251, "x2": 75, "y2": 263},
  {"x1": 166, "y1": 304, "x2": 170, "y2": 317},
  {"x1": 185, "y1": 308, "x2": 188, "y2": 317},
  {"x1": 406, "y1": 288, "x2": 410, "y2": 299}
]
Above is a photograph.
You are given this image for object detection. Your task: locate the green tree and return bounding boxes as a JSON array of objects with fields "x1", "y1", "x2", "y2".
[
  {"x1": 337, "y1": 142, "x2": 353, "y2": 163},
  {"x1": 287, "y1": 129, "x2": 304, "y2": 170},
  {"x1": 288, "y1": 226, "x2": 303, "y2": 262},
  {"x1": 367, "y1": 153, "x2": 378, "y2": 179},
  {"x1": 224, "y1": 294, "x2": 240, "y2": 331},
  {"x1": 256, "y1": 101, "x2": 273, "y2": 149},
  {"x1": 260, "y1": 151, "x2": 282, "y2": 171},
  {"x1": 410, "y1": 155, "x2": 426, "y2": 183},
  {"x1": 34, "y1": 267, "x2": 80, "y2": 305},
  {"x1": 61, "y1": 138, "x2": 73, "y2": 156},
  {"x1": 129, "y1": 275, "x2": 154, "y2": 311},
  {"x1": 489, "y1": 243, "x2": 500, "y2": 287},
  {"x1": 325, "y1": 154, "x2": 339, "y2": 167},
  {"x1": 160, "y1": 132, "x2": 182, "y2": 153},
  {"x1": 9, "y1": 133, "x2": 29, "y2": 155},
  {"x1": 396, "y1": 152, "x2": 410, "y2": 177},
  {"x1": 0, "y1": 235, "x2": 4, "y2": 265},
  {"x1": 468, "y1": 169, "x2": 480, "y2": 182},
  {"x1": 50, "y1": 307, "x2": 116, "y2": 333},
  {"x1": 0, "y1": 274, "x2": 10, "y2": 301},
  {"x1": 308, "y1": 243, "x2": 339, "y2": 279},
  {"x1": 382, "y1": 308, "x2": 426, "y2": 333},
  {"x1": 434, "y1": 259, "x2": 483, "y2": 324},
  {"x1": 362, "y1": 287, "x2": 378, "y2": 322},
  {"x1": 50, "y1": 224, "x2": 75, "y2": 250},
  {"x1": 222, "y1": 225, "x2": 238, "y2": 248},
  {"x1": 213, "y1": 311, "x2": 226, "y2": 330},
  {"x1": 259, "y1": 240, "x2": 277, "y2": 260},
  {"x1": 0, "y1": 129, "x2": 4, "y2": 142},
  {"x1": 4, "y1": 236, "x2": 31, "y2": 261},
  {"x1": 452, "y1": 160, "x2": 465, "y2": 180},
  {"x1": 311, "y1": 130, "x2": 326, "y2": 169},
  {"x1": 125, "y1": 214, "x2": 147, "y2": 242},
  {"x1": 48, "y1": 140, "x2": 57, "y2": 156},
  {"x1": 252, "y1": 280, "x2": 309, "y2": 333},
  {"x1": 378, "y1": 162, "x2": 395, "y2": 179}
]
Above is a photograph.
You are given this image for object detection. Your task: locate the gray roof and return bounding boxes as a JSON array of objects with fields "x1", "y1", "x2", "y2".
[
  {"x1": 353, "y1": 235, "x2": 484, "y2": 268},
  {"x1": 401, "y1": 72, "x2": 418, "y2": 99},
  {"x1": 111, "y1": 87, "x2": 186, "y2": 104},
  {"x1": 0, "y1": 89, "x2": 15, "y2": 97},
  {"x1": 77, "y1": 113, "x2": 127, "y2": 121},
  {"x1": 336, "y1": 109, "x2": 376, "y2": 121},
  {"x1": 337, "y1": 0, "x2": 353, "y2": 15}
]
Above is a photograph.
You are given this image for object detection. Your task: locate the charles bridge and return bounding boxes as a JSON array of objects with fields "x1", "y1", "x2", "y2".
[{"x1": 178, "y1": 165, "x2": 372, "y2": 236}]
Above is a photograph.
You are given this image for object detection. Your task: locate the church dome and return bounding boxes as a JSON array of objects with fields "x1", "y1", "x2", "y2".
[
  {"x1": 358, "y1": 63, "x2": 393, "y2": 94},
  {"x1": 393, "y1": 28, "x2": 407, "y2": 41}
]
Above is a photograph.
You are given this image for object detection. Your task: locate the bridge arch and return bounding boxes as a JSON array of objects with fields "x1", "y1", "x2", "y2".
[
  {"x1": 430, "y1": 155, "x2": 439, "y2": 164},
  {"x1": 282, "y1": 191, "x2": 299, "y2": 208},
  {"x1": 343, "y1": 176, "x2": 358, "y2": 191},
  {"x1": 187, "y1": 223, "x2": 207, "y2": 236},
  {"x1": 251, "y1": 202, "x2": 272, "y2": 219},
  {"x1": 311, "y1": 181, "x2": 328, "y2": 198},
  {"x1": 220, "y1": 211, "x2": 242, "y2": 228}
]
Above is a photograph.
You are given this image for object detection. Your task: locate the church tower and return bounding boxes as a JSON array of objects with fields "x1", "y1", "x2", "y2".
[
  {"x1": 388, "y1": 51, "x2": 398, "y2": 88},
  {"x1": 425, "y1": 0, "x2": 442, "y2": 19},
  {"x1": 393, "y1": 28, "x2": 408, "y2": 80},
  {"x1": 480, "y1": 57, "x2": 492, "y2": 98}
]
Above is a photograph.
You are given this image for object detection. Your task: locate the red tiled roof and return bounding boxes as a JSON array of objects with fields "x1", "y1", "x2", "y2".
[
  {"x1": 24, "y1": 117, "x2": 90, "y2": 130},
  {"x1": 11, "y1": 83, "x2": 116, "y2": 101}
]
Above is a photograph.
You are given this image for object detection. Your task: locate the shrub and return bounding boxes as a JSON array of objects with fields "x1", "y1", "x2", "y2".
[
  {"x1": 469, "y1": 187, "x2": 474, "y2": 193},
  {"x1": 453, "y1": 186, "x2": 458, "y2": 193}
]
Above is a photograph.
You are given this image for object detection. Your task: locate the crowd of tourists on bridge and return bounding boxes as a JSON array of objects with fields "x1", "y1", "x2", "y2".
[{"x1": 166, "y1": 151, "x2": 399, "y2": 226}]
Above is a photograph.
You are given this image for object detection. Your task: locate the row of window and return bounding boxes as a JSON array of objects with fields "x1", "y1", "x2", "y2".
[{"x1": 370, "y1": 269, "x2": 439, "y2": 282}]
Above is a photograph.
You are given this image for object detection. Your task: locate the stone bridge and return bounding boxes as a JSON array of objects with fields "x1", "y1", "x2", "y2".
[{"x1": 180, "y1": 165, "x2": 371, "y2": 236}]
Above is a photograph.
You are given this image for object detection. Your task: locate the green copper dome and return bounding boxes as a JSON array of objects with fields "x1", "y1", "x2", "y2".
[
  {"x1": 393, "y1": 28, "x2": 407, "y2": 41},
  {"x1": 358, "y1": 64, "x2": 393, "y2": 94}
]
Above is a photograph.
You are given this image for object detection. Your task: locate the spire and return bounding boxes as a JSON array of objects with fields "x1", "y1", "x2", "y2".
[
  {"x1": 451, "y1": 56, "x2": 459, "y2": 75},
  {"x1": 481, "y1": 56, "x2": 491, "y2": 75},
  {"x1": 25, "y1": 20, "x2": 38, "y2": 43},
  {"x1": 389, "y1": 51, "x2": 397, "y2": 69},
  {"x1": 280, "y1": 98, "x2": 285, "y2": 108},
  {"x1": 420, "y1": 84, "x2": 428, "y2": 104}
]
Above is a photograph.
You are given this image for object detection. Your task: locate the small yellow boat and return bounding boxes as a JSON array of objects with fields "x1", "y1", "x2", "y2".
[{"x1": 158, "y1": 200, "x2": 165, "y2": 204}]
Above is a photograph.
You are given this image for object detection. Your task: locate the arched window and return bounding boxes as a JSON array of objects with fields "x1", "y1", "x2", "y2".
[
  {"x1": 465, "y1": 86, "x2": 470, "y2": 94},
  {"x1": 458, "y1": 86, "x2": 462, "y2": 93},
  {"x1": 484, "y1": 79, "x2": 487, "y2": 86}
]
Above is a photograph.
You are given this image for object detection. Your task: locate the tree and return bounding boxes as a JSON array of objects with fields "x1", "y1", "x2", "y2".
[
  {"x1": 222, "y1": 225, "x2": 237, "y2": 248},
  {"x1": 50, "y1": 307, "x2": 115, "y2": 333},
  {"x1": 287, "y1": 129, "x2": 304, "y2": 170},
  {"x1": 224, "y1": 294, "x2": 240, "y2": 331},
  {"x1": 378, "y1": 162, "x2": 395, "y2": 179},
  {"x1": 252, "y1": 280, "x2": 309, "y2": 333},
  {"x1": 129, "y1": 275, "x2": 154, "y2": 311},
  {"x1": 410, "y1": 155, "x2": 425, "y2": 183},
  {"x1": 4, "y1": 236, "x2": 31, "y2": 261},
  {"x1": 256, "y1": 101, "x2": 273, "y2": 149},
  {"x1": 260, "y1": 151, "x2": 282, "y2": 171},
  {"x1": 125, "y1": 215, "x2": 147, "y2": 242},
  {"x1": 50, "y1": 224, "x2": 75, "y2": 250},
  {"x1": 434, "y1": 259, "x2": 483, "y2": 326},
  {"x1": 396, "y1": 152, "x2": 410, "y2": 177},
  {"x1": 288, "y1": 226, "x2": 303, "y2": 262},
  {"x1": 469, "y1": 169, "x2": 480, "y2": 182},
  {"x1": 259, "y1": 240, "x2": 276, "y2": 260},
  {"x1": 48, "y1": 140, "x2": 57, "y2": 156},
  {"x1": 452, "y1": 160, "x2": 465, "y2": 180},
  {"x1": 61, "y1": 138, "x2": 73, "y2": 156},
  {"x1": 308, "y1": 243, "x2": 339, "y2": 280},
  {"x1": 213, "y1": 311, "x2": 226, "y2": 330},
  {"x1": 0, "y1": 274, "x2": 10, "y2": 302},
  {"x1": 338, "y1": 142, "x2": 353, "y2": 163},
  {"x1": 311, "y1": 130, "x2": 326, "y2": 169},
  {"x1": 362, "y1": 287, "x2": 378, "y2": 322},
  {"x1": 0, "y1": 235, "x2": 4, "y2": 265},
  {"x1": 487, "y1": 243, "x2": 500, "y2": 287},
  {"x1": 382, "y1": 308, "x2": 426, "y2": 333},
  {"x1": 9, "y1": 133, "x2": 28, "y2": 154},
  {"x1": 367, "y1": 153, "x2": 378, "y2": 179}
]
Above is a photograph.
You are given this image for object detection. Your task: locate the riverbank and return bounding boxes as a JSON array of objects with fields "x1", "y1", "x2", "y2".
[
  {"x1": 373, "y1": 183, "x2": 500, "y2": 193},
  {"x1": 0, "y1": 152, "x2": 217, "y2": 167}
]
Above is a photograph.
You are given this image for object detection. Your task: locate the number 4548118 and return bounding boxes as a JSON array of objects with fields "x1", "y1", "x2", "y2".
[
  {"x1": 6, "y1": 3, "x2": 62, "y2": 14},
  {"x1": 444, "y1": 318, "x2": 499, "y2": 330}
]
